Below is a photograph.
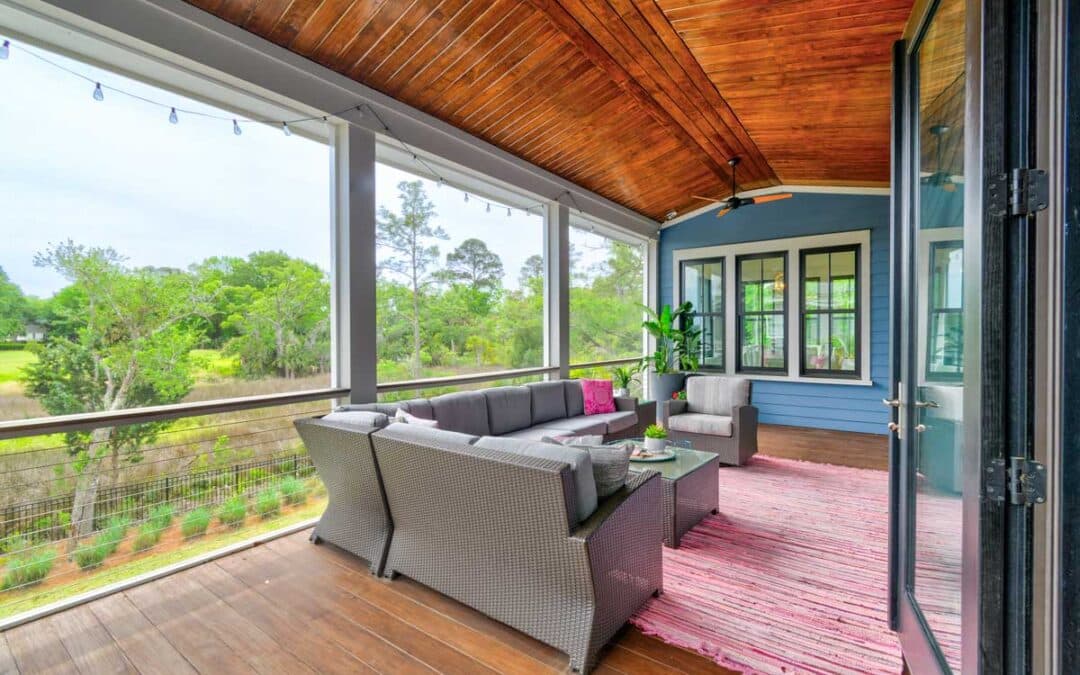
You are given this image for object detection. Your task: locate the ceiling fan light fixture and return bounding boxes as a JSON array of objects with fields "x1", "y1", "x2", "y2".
[{"x1": 665, "y1": 210, "x2": 678, "y2": 220}]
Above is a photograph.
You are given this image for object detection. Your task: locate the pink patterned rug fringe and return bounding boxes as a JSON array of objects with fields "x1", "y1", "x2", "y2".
[{"x1": 630, "y1": 455, "x2": 904, "y2": 675}]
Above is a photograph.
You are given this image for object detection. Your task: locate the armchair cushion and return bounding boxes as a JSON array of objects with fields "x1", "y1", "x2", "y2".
[
  {"x1": 322, "y1": 410, "x2": 390, "y2": 428},
  {"x1": 529, "y1": 381, "x2": 568, "y2": 424},
  {"x1": 474, "y1": 436, "x2": 597, "y2": 523},
  {"x1": 686, "y1": 376, "x2": 751, "y2": 416},
  {"x1": 667, "y1": 413, "x2": 733, "y2": 437}
]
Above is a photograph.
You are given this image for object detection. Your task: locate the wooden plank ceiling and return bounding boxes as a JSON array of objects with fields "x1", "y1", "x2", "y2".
[{"x1": 186, "y1": 0, "x2": 914, "y2": 221}]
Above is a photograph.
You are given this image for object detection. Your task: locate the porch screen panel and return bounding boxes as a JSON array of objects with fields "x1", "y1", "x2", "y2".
[
  {"x1": 736, "y1": 253, "x2": 786, "y2": 372},
  {"x1": 800, "y1": 246, "x2": 859, "y2": 377},
  {"x1": 681, "y1": 259, "x2": 724, "y2": 370}
]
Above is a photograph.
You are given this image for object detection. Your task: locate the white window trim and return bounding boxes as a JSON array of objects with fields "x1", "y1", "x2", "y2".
[
  {"x1": 672, "y1": 230, "x2": 874, "y2": 386},
  {"x1": 916, "y1": 226, "x2": 965, "y2": 388}
]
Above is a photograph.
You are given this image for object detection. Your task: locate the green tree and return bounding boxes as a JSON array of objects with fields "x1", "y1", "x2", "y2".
[
  {"x1": 0, "y1": 266, "x2": 27, "y2": 340},
  {"x1": 518, "y1": 254, "x2": 544, "y2": 290},
  {"x1": 377, "y1": 181, "x2": 447, "y2": 378},
  {"x1": 441, "y1": 238, "x2": 504, "y2": 291},
  {"x1": 21, "y1": 242, "x2": 210, "y2": 544}
]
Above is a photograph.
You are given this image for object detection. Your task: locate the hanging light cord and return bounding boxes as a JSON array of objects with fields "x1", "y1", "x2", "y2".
[{"x1": 5, "y1": 40, "x2": 588, "y2": 218}]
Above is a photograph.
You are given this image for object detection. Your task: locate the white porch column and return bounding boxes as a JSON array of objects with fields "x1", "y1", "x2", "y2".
[
  {"x1": 331, "y1": 123, "x2": 378, "y2": 403},
  {"x1": 544, "y1": 201, "x2": 571, "y2": 379}
]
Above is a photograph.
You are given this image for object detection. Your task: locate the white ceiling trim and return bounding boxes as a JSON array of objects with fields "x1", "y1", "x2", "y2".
[{"x1": 661, "y1": 184, "x2": 892, "y2": 229}]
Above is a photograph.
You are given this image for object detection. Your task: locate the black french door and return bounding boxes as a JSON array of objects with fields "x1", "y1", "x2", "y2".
[{"x1": 889, "y1": 0, "x2": 1042, "y2": 672}]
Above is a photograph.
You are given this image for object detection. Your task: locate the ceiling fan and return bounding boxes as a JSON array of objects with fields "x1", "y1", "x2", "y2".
[
  {"x1": 692, "y1": 157, "x2": 793, "y2": 218},
  {"x1": 921, "y1": 124, "x2": 957, "y2": 192}
]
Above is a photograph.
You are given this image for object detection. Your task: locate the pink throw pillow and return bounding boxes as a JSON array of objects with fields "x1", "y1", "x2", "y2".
[{"x1": 582, "y1": 379, "x2": 616, "y2": 415}]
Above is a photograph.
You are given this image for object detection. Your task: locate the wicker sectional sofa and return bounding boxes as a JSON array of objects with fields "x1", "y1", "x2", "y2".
[{"x1": 294, "y1": 380, "x2": 664, "y2": 672}]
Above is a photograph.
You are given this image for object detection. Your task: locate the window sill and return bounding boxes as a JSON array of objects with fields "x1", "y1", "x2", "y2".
[{"x1": 693, "y1": 371, "x2": 874, "y2": 387}]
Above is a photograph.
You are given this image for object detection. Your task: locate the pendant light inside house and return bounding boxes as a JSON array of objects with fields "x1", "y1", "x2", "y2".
[
  {"x1": 93, "y1": 83, "x2": 104, "y2": 101},
  {"x1": 168, "y1": 107, "x2": 178, "y2": 124},
  {"x1": 233, "y1": 119, "x2": 242, "y2": 136}
]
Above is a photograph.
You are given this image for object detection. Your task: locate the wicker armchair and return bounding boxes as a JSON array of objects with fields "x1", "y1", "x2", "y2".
[
  {"x1": 293, "y1": 417, "x2": 393, "y2": 575},
  {"x1": 659, "y1": 376, "x2": 758, "y2": 465},
  {"x1": 371, "y1": 425, "x2": 663, "y2": 673}
]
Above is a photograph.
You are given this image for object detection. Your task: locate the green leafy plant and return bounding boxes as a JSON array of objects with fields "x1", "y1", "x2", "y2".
[
  {"x1": 644, "y1": 424, "x2": 668, "y2": 440},
  {"x1": 131, "y1": 522, "x2": 163, "y2": 553},
  {"x1": 217, "y1": 496, "x2": 247, "y2": 528},
  {"x1": 611, "y1": 364, "x2": 640, "y2": 390},
  {"x1": 73, "y1": 541, "x2": 110, "y2": 570},
  {"x1": 148, "y1": 504, "x2": 175, "y2": 532},
  {"x1": 181, "y1": 508, "x2": 211, "y2": 539},
  {"x1": 641, "y1": 302, "x2": 702, "y2": 374},
  {"x1": 98, "y1": 516, "x2": 131, "y2": 555},
  {"x1": 254, "y1": 489, "x2": 281, "y2": 519},
  {"x1": 279, "y1": 477, "x2": 308, "y2": 506},
  {"x1": 2, "y1": 548, "x2": 56, "y2": 590}
]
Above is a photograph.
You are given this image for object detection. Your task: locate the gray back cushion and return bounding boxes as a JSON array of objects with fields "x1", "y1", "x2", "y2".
[
  {"x1": 529, "y1": 381, "x2": 568, "y2": 424},
  {"x1": 337, "y1": 398, "x2": 433, "y2": 419},
  {"x1": 686, "y1": 376, "x2": 751, "y2": 416},
  {"x1": 429, "y1": 391, "x2": 491, "y2": 436},
  {"x1": 322, "y1": 410, "x2": 389, "y2": 429},
  {"x1": 564, "y1": 380, "x2": 585, "y2": 418},
  {"x1": 483, "y1": 386, "x2": 533, "y2": 435},
  {"x1": 378, "y1": 422, "x2": 480, "y2": 447},
  {"x1": 474, "y1": 436, "x2": 597, "y2": 523}
]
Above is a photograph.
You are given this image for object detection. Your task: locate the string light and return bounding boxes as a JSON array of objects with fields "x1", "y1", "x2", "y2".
[{"x1": 7, "y1": 38, "x2": 579, "y2": 218}]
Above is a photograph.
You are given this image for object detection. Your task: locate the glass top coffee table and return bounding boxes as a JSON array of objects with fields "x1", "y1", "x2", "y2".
[{"x1": 610, "y1": 439, "x2": 720, "y2": 548}]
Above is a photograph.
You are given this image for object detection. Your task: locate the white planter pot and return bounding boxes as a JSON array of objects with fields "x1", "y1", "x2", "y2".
[
  {"x1": 613, "y1": 387, "x2": 629, "y2": 398},
  {"x1": 643, "y1": 437, "x2": 668, "y2": 453}
]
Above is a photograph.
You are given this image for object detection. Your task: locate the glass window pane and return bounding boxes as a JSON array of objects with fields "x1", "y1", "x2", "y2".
[
  {"x1": 830, "y1": 313, "x2": 857, "y2": 371},
  {"x1": 700, "y1": 315, "x2": 724, "y2": 368},
  {"x1": 762, "y1": 256, "x2": 785, "y2": 311},
  {"x1": 740, "y1": 258, "x2": 762, "y2": 312},
  {"x1": 763, "y1": 314, "x2": 785, "y2": 368},
  {"x1": 804, "y1": 315, "x2": 828, "y2": 370},
  {"x1": 803, "y1": 253, "x2": 829, "y2": 310},
  {"x1": 703, "y1": 262, "x2": 723, "y2": 314},
  {"x1": 684, "y1": 263, "x2": 702, "y2": 310},
  {"x1": 741, "y1": 316, "x2": 762, "y2": 368},
  {"x1": 568, "y1": 226, "x2": 645, "y2": 364},
  {"x1": 830, "y1": 250, "x2": 857, "y2": 310}
]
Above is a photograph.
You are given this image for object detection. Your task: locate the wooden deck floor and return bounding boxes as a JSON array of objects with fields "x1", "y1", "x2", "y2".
[{"x1": 0, "y1": 529, "x2": 735, "y2": 675}]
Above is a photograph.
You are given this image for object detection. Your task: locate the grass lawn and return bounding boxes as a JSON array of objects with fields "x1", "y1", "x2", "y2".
[{"x1": 0, "y1": 350, "x2": 35, "y2": 385}]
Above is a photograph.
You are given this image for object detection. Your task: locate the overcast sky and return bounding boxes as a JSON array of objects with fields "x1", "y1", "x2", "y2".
[{"x1": 0, "y1": 35, "x2": 624, "y2": 300}]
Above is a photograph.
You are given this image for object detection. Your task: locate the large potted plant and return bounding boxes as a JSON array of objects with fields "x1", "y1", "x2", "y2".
[{"x1": 641, "y1": 302, "x2": 702, "y2": 402}]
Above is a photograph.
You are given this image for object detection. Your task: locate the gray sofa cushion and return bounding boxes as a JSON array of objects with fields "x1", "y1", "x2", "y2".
[
  {"x1": 667, "y1": 413, "x2": 733, "y2": 437},
  {"x1": 337, "y1": 398, "x2": 433, "y2": 419},
  {"x1": 322, "y1": 410, "x2": 390, "y2": 428},
  {"x1": 429, "y1": 391, "x2": 490, "y2": 436},
  {"x1": 564, "y1": 380, "x2": 585, "y2": 418},
  {"x1": 686, "y1": 376, "x2": 750, "y2": 416},
  {"x1": 583, "y1": 411, "x2": 637, "y2": 434},
  {"x1": 474, "y1": 436, "x2": 597, "y2": 523},
  {"x1": 500, "y1": 426, "x2": 577, "y2": 441},
  {"x1": 529, "y1": 381, "x2": 568, "y2": 424},
  {"x1": 483, "y1": 386, "x2": 533, "y2": 435},
  {"x1": 378, "y1": 422, "x2": 480, "y2": 446},
  {"x1": 557, "y1": 415, "x2": 609, "y2": 436}
]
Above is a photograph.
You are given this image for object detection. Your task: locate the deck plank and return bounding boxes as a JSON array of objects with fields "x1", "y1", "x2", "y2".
[
  {"x1": 49, "y1": 607, "x2": 135, "y2": 675},
  {"x1": 87, "y1": 593, "x2": 196, "y2": 675},
  {"x1": 0, "y1": 633, "x2": 19, "y2": 675},
  {"x1": 4, "y1": 617, "x2": 77, "y2": 675}
]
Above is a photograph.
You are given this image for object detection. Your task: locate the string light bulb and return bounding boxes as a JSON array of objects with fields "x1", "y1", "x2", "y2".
[
  {"x1": 1, "y1": 40, "x2": 10, "y2": 60},
  {"x1": 486, "y1": 202, "x2": 491, "y2": 213},
  {"x1": 168, "y1": 107, "x2": 178, "y2": 124},
  {"x1": 282, "y1": 122, "x2": 291, "y2": 137},
  {"x1": 437, "y1": 178, "x2": 444, "y2": 189},
  {"x1": 233, "y1": 119, "x2": 242, "y2": 136},
  {"x1": 93, "y1": 83, "x2": 104, "y2": 101},
  {"x1": 506, "y1": 207, "x2": 511, "y2": 217},
  {"x1": 464, "y1": 193, "x2": 469, "y2": 203}
]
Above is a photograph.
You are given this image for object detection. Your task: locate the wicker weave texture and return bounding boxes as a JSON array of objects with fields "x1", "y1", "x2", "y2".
[
  {"x1": 660, "y1": 455, "x2": 720, "y2": 548},
  {"x1": 372, "y1": 432, "x2": 663, "y2": 672},
  {"x1": 294, "y1": 418, "x2": 392, "y2": 575}
]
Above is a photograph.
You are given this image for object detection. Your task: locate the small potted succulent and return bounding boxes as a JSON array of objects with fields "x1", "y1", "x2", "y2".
[
  {"x1": 643, "y1": 424, "x2": 669, "y2": 454},
  {"x1": 611, "y1": 364, "x2": 640, "y2": 398}
]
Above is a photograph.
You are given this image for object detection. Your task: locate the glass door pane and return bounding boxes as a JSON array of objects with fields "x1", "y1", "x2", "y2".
[{"x1": 909, "y1": 0, "x2": 967, "y2": 669}]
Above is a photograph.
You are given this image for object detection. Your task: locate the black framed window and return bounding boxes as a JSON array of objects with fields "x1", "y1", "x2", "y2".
[
  {"x1": 736, "y1": 253, "x2": 786, "y2": 372},
  {"x1": 925, "y1": 240, "x2": 963, "y2": 381},
  {"x1": 680, "y1": 258, "x2": 724, "y2": 370},
  {"x1": 800, "y1": 245, "x2": 860, "y2": 377}
]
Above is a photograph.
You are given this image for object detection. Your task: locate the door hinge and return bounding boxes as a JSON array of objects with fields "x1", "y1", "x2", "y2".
[
  {"x1": 1010, "y1": 168, "x2": 1049, "y2": 216},
  {"x1": 986, "y1": 457, "x2": 1046, "y2": 505}
]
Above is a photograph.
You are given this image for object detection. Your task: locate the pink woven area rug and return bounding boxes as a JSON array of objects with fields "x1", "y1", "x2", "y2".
[{"x1": 631, "y1": 455, "x2": 903, "y2": 674}]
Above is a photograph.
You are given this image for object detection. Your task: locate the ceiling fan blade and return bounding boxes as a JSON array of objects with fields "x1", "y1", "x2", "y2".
[
  {"x1": 691, "y1": 194, "x2": 728, "y2": 203},
  {"x1": 748, "y1": 193, "x2": 794, "y2": 205},
  {"x1": 715, "y1": 207, "x2": 732, "y2": 219}
]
